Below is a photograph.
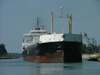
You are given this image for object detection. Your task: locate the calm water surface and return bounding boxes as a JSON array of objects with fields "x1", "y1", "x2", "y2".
[{"x1": 0, "y1": 57, "x2": 100, "y2": 75}]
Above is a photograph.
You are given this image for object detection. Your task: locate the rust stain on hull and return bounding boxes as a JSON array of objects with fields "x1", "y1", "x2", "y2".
[{"x1": 23, "y1": 52, "x2": 64, "y2": 63}]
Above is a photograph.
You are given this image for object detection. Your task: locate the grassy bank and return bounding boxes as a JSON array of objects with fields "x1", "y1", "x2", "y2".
[
  {"x1": 96, "y1": 54, "x2": 100, "y2": 58},
  {"x1": 86, "y1": 54, "x2": 100, "y2": 61},
  {"x1": 0, "y1": 54, "x2": 20, "y2": 59},
  {"x1": 88, "y1": 54, "x2": 100, "y2": 59}
]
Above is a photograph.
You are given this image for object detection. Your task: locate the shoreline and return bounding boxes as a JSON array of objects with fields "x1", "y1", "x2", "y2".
[
  {"x1": 0, "y1": 57, "x2": 20, "y2": 59},
  {"x1": 85, "y1": 58, "x2": 100, "y2": 62}
]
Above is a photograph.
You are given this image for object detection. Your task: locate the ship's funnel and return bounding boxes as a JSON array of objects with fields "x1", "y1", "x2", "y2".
[{"x1": 51, "y1": 12, "x2": 53, "y2": 34}]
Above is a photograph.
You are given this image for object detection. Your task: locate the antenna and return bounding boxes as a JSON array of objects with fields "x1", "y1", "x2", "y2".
[{"x1": 37, "y1": 17, "x2": 39, "y2": 28}]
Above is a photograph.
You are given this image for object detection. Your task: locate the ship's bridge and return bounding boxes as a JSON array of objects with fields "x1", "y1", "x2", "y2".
[
  {"x1": 29, "y1": 30, "x2": 46, "y2": 34},
  {"x1": 23, "y1": 30, "x2": 47, "y2": 36}
]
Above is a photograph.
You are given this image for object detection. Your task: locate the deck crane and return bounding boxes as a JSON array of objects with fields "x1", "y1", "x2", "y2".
[{"x1": 84, "y1": 32, "x2": 97, "y2": 53}]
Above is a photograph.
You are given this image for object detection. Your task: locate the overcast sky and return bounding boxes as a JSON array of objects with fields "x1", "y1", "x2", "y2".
[{"x1": 0, "y1": 0, "x2": 100, "y2": 53}]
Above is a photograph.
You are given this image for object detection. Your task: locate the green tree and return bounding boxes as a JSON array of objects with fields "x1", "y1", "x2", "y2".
[
  {"x1": 85, "y1": 46, "x2": 92, "y2": 54},
  {"x1": 82, "y1": 43, "x2": 93, "y2": 54},
  {"x1": 96, "y1": 45, "x2": 100, "y2": 53},
  {"x1": 82, "y1": 43, "x2": 87, "y2": 54},
  {"x1": 0, "y1": 43, "x2": 7, "y2": 56}
]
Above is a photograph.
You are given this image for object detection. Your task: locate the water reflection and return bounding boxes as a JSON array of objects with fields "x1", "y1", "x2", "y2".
[
  {"x1": 23, "y1": 63, "x2": 82, "y2": 75},
  {"x1": 38, "y1": 66, "x2": 64, "y2": 74},
  {"x1": 1, "y1": 58, "x2": 100, "y2": 75}
]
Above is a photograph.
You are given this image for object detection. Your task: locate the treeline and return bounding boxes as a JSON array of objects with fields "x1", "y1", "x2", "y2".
[
  {"x1": 8, "y1": 53, "x2": 23, "y2": 57},
  {"x1": 0, "y1": 43, "x2": 7, "y2": 56},
  {"x1": 0, "y1": 43, "x2": 22, "y2": 57},
  {"x1": 82, "y1": 43, "x2": 100, "y2": 54}
]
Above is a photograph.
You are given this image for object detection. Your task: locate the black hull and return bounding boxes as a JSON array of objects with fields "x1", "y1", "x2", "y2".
[{"x1": 23, "y1": 41, "x2": 82, "y2": 62}]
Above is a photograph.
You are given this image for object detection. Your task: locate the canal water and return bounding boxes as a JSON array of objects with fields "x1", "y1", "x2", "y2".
[{"x1": 0, "y1": 57, "x2": 100, "y2": 75}]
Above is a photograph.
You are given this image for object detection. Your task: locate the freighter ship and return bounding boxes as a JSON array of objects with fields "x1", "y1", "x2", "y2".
[{"x1": 22, "y1": 6, "x2": 82, "y2": 62}]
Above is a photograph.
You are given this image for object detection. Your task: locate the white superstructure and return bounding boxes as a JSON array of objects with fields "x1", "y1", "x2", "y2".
[
  {"x1": 22, "y1": 29, "x2": 47, "y2": 51},
  {"x1": 40, "y1": 33, "x2": 82, "y2": 43}
]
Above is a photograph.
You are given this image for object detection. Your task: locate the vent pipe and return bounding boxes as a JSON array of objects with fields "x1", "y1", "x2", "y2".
[
  {"x1": 60, "y1": 5, "x2": 63, "y2": 18},
  {"x1": 51, "y1": 12, "x2": 53, "y2": 34},
  {"x1": 69, "y1": 14, "x2": 72, "y2": 34}
]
